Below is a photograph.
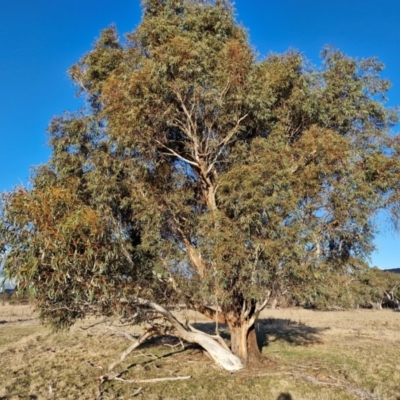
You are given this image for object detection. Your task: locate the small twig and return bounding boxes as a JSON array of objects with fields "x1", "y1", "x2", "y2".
[
  {"x1": 80, "y1": 319, "x2": 109, "y2": 331},
  {"x1": 99, "y1": 371, "x2": 123, "y2": 384},
  {"x1": 114, "y1": 376, "x2": 191, "y2": 384},
  {"x1": 166, "y1": 336, "x2": 185, "y2": 350},
  {"x1": 86, "y1": 361, "x2": 103, "y2": 370},
  {"x1": 108, "y1": 330, "x2": 155, "y2": 371},
  {"x1": 256, "y1": 372, "x2": 292, "y2": 377},
  {"x1": 138, "y1": 351, "x2": 159, "y2": 360},
  {"x1": 132, "y1": 387, "x2": 143, "y2": 397},
  {"x1": 119, "y1": 312, "x2": 140, "y2": 325},
  {"x1": 295, "y1": 373, "x2": 380, "y2": 400},
  {"x1": 287, "y1": 362, "x2": 316, "y2": 370},
  {"x1": 163, "y1": 341, "x2": 183, "y2": 349},
  {"x1": 107, "y1": 326, "x2": 139, "y2": 342},
  {"x1": 327, "y1": 374, "x2": 350, "y2": 385}
]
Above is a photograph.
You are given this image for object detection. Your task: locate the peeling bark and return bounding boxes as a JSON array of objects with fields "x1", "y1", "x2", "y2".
[
  {"x1": 229, "y1": 321, "x2": 262, "y2": 362},
  {"x1": 247, "y1": 325, "x2": 263, "y2": 362},
  {"x1": 227, "y1": 295, "x2": 270, "y2": 362},
  {"x1": 230, "y1": 323, "x2": 250, "y2": 360}
]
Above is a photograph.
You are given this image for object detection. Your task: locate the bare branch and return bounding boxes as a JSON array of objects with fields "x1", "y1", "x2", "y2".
[
  {"x1": 80, "y1": 318, "x2": 110, "y2": 331},
  {"x1": 107, "y1": 326, "x2": 139, "y2": 342},
  {"x1": 248, "y1": 292, "x2": 271, "y2": 327},
  {"x1": 171, "y1": 85, "x2": 197, "y2": 138},
  {"x1": 155, "y1": 139, "x2": 199, "y2": 168},
  {"x1": 132, "y1": 387, "x2": 143, "y2": 397},
  {"x1": 172, "y1": 220, "x2": 206, "y2": 278},
  {"x1": 255, "y1": 293, "x2": 271, "y2": 314},
  {"x1": 113, "y1": 376, "x2": 191, "y2": 384},
  {"x1": 215, "y1": 113, "x2": 248, "y2": 149},
  {"x1": 207, "y1": 114, "x2": 248, "y2": 174},
  {"x1": 295, "y1": 373, "x2": 380, "y2": 400},
  {"x1": 108, "y1": 329, "x2": 156, "y2": 371}
]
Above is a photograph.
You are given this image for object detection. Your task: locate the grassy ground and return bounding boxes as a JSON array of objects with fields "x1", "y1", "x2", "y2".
[{"x1": 0, "y1": 305, "x2": 399, "y2": 399}]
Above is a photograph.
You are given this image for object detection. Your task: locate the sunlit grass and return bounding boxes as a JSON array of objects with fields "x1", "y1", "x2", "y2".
[{"x1": 1, "y1": 306, "x2": 399, "y2": 399}]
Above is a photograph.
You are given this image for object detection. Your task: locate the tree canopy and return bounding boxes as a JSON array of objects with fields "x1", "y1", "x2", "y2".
[{"x1": 1, "y1": 0, "x2": 400, "y2": 369}]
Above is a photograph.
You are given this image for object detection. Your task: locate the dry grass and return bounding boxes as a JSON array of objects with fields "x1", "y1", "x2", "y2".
[{"x1": 0, "y1": 304, "x2": 399, "y2": 399}]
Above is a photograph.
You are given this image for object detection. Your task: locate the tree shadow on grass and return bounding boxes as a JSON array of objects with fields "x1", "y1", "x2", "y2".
[
  {"x1": 119, "y1": 317, "x2": 329, "y2": 370},
  {"x1": 111, "y1": 338, "x2": 194, "y2": 374},
  {"x1": 258, "y1": 317, "x2": 329, "y2": 346},
  {"x1": 190, "y1": 318, "x2": 329, "y2": 348},
  {"x1": 191, "y1": 322, "x2": 230, "y2": 340},
  {"x1": 138, "y1": 335, "x2": 205, "y2": 360},
  {"x1": 277, "y1": 393, "x2": 293, "y2": 400}
]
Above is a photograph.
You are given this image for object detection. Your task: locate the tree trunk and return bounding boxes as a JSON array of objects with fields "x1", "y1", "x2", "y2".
[
  {"x1": 370, "y1": 301, "x2": 382, "y2": 310},
  {"x1": 270, "y1": 297, "x2": 278, "y2": 310},
  {"x1": 247, "y1": 325, "x2": 263, "y2": 362},
  {"x1": 230, "y1": 324, "x2": 248, "y2": 360},
  {"x1": 229, "y1": 321, "x2": 262, "y2": 362},
  {"x1": 185, "y1": 330, "x2": 243, "y2": 371}
]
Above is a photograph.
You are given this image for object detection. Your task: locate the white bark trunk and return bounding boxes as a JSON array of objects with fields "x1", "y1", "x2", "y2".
[
  {"x1": 369, "y1": 301, "x2": 382, "y2": 310},
  {"x1": 185, "y1": 330, "x2": 244, "y2": 371},
  {"x1": 134, "y1": 298, "x2": 244, "y2": 371}
]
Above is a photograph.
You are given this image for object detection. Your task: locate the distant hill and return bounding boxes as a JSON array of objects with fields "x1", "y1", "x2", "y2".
[{"x1": 384, "y1": 268, "x2": 400, "y2": 274}]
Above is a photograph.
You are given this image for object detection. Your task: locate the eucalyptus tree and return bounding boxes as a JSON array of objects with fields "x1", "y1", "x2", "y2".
[{"x1": 2, "y1": 0, "x2": 400, "y2": 370}]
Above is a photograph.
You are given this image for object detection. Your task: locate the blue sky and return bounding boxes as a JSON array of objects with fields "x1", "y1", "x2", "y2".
[{"x1": 0, "y1": 0, "x2": 399, "y2": 269}]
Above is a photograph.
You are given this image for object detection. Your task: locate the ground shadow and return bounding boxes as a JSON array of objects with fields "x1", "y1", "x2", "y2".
[
  {"x1": 0, "y1": 318, "x2": 35, "y2": 325},
  {"x1": 119, "y1": 340, "x2": 195, "y2": 374},
  {"x1": 277, "y1": 393, "x2": 293, "y2": 400},
  {"x1": 191, "y1": 318, "x2": 329, "y2": 348},
  {"x1": 276, "y1": 393, "x2": 293, "y2": 400},
  {"x1": 140, "y1": 334, "x2": 201, "y2": 350},
  {"x1": 259, "y1": 317, "x2": 329, "y2": 346},
  {"x1": 191, "y1": 322, "x2": 231, "y2": 340}
]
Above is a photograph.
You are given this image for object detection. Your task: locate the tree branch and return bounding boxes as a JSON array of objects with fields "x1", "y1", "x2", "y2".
[
  {"x1": 248, "y1": 292, "x2": 271, "y2": 326},
  {"x1": 133, "y1": 298, "x2": 243, "y2": 371},
  {"x1": 155, "y1": 139, "x2": 199, "y2": 168},
  {"x1": 207, "y1": 114, "x2": 248, "y2": 174},
  {"x1": 113, "y1": 376, "x2": 191, "y2": 384},
  {"x1": 108, "y1": 329, "x2": 156, "y2": 371}
]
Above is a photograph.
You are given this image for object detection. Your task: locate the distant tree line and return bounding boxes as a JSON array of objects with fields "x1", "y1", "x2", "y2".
[{"x1": 270, "y1": 267, "x2": 400, "y2": 310}]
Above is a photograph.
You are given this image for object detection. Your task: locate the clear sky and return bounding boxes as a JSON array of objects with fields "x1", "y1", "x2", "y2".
[{"x1": 0, "y1": 0, "x2": 399, "y2": 269}]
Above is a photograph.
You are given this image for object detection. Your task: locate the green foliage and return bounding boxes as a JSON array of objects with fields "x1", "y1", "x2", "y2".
[
  {"x1": 1, "y1": 0, "x2": 400, "y2": 332},
  {"x1": 351, "y1": 268, "x2": 400, "y2": 308},
  {"x1": 289, "y1": 267, "x2": 400, "y2": 310}
]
